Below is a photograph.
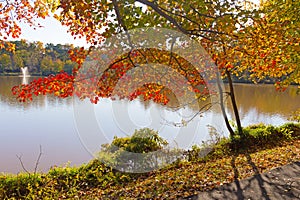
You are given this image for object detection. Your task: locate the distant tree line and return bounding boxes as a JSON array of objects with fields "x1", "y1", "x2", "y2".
[
  {"x1": 0, "y1": 40, "x2": 78, "y2": 75},
  {"x1": 0, "y1": 40, "x2": 290, "y2": 85}
]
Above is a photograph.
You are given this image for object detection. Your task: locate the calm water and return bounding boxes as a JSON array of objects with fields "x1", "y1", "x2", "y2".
[{"x1": 0, "y1": 76, "x2": 299, "y2": 173}]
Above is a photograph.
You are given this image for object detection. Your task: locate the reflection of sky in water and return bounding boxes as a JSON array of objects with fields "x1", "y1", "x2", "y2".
[
  {"x1": 1, "y1": 77, "x2": 299, "y2": 173},
  {"x1": 91, "y1": 98, "x2": 219, "y2": 151},
  {"x1": 0, "y1": 97, "x2": 92, "y2": 174},
  {"x1": 240, "y1": 108, "x2": 287, "y2": 127}
]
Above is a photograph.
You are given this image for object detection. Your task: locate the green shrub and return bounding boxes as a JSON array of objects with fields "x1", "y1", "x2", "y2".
[
  {"x1": 289, "y1": 109, "x2": 300, "y2": 122},
  {"x1": 0, "y1": 173, "x2": 42, "y2": 199},
  {"x1": 231, "y1": 123, "x2": 300, "y2": 149},
  {"x1": 278, "y1": 123, "x2": 300, "y2": 139},
  {"x1": 97, "y1": 128, "x2": 170, "y2": 172}
]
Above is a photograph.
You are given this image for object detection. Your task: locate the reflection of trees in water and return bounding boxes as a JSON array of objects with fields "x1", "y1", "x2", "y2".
[
  {"x1": 2, "y1": 77, "x2": 299, "y2": 119},
  {"x1": 129, "y1": 87, "x2": 215, "y2": 129},
  {"x1": 225, "y1": 84, "x2": 300, "y2": 118},
  {"x1": 0, "y1": 77, "x2": 73, "y2": 110},
  {"x1": 120, "y1": 85, "x2": 212, "y2": 112}
]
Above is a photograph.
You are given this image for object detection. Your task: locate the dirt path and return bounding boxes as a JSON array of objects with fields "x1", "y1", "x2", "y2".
[{"x1": 183, "y1": 161, "x2": 300, "y2": 200}]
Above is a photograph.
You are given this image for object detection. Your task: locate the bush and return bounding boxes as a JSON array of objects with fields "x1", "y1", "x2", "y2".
[
  {"x1": 97, "y1": 128, "x2": 175, "y2": 172},
  {"x1": 110, "y1": 128, "x2": 168, "y2": 153},
  {"x1": 289, "y1": 109, "x2": 300, "y2": 122},
  {"x1": 231, "y1": 123, "x2": 300, "y2": 149}
]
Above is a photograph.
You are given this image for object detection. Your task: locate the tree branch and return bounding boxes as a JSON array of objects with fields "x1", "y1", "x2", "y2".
[
  {"x1": 34, "y1": 145, "x2": 43, "y2": 174},
  {"x1": 137, "y1": 0, "x2": 228, "y2": 40},
  {"x1": 137, "y1": 0, "x2": 188, "y2": 33},
  {"x1": 16, "y1": 154, "x2": 31, "y2": 175},
  {"x1": 112, "y1": 0, "x2": 133, "y2": 48}
]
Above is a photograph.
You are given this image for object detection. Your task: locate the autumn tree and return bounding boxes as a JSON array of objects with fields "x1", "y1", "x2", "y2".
[
  {"x1": 237, "y1": 0, "x2": 299, "y2": 89},
  {"x1": 11, "y1": 0, "x2": 299, "y2": 139},
  {"x1": 0, "y1": 0, "x2": 49, "y2": 50},
  {"x1": 0, "y1": 0, "x2": 53, "y2": 75},
  {"x1": 57, "y1": 0, "x2": 261, "y2": 138}
]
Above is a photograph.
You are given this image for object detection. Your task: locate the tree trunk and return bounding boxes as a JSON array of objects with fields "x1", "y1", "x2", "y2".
[
  {"x1": 225, "y1": 70, "x2": 243, "y2": 137},
  {"x1": 216, "y1": 72, "x2": 235, "y2": 138}
]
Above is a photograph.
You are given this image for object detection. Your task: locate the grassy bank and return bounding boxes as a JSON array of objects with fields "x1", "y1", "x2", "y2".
[{"x1": 1, "y1": 123, "x2": 299, "y2": 199}]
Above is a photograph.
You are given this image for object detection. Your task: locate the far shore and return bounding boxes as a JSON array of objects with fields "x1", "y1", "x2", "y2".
[{"x1": 1, "y1": 73, "x2": 299, "y2": 87}]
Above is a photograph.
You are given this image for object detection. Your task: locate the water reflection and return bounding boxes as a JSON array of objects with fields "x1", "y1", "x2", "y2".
[
  {"x1": 22, "y1": 76, "x2": 29, "y2": 85},
  {"x1": 75, "y1": 97, "x2": 215, "y2": 157},
  {"x1": 0, "y1": 76, "x2": 87, "y2": 174},
  {"x1": 0, "y1": 76, "x2": 73, "y2": 110},
  {"x1": 225, "y1": 84, "x2": 300, "y2": 126},
  {"x1": 0, "y1": 76, "x2": 299, "y2": 173},
  {"x1": 232, "y1": 84, "x2": 299, "y2": 115}
]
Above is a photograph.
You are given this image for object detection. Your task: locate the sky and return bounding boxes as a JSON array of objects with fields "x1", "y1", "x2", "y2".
[
  {"x1": 17, "y1": 0, "x2": 260, "y2": 47},
  {"x1": 18, "y1": 16, "x2": 89, "y2": 47}
]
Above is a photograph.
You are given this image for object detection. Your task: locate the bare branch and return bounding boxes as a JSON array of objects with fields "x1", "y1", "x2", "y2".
[
  {"x1": 162, "y1": 101, "x2": 214, "y2": 127},
  {"x1": 16, "y1": 154, "x2": 30, "y2": 175},
  {"x1": 34, "y1": 145, "x2": 43, "y2": 174},
  {"x1": 16, "y1": 145, "x2": 43, "y2": 175}
]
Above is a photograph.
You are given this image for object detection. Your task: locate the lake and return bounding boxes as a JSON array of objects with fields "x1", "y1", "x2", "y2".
[{"x1": 1, "y1": 76, "x2": 299, "y2": 174}]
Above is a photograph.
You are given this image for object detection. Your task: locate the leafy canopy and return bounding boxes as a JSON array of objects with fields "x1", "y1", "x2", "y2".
[{"x1": 7, "y1": 0, "x2": 299, "y2": 106}]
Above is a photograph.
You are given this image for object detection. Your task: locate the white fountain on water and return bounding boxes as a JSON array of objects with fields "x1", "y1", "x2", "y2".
[
  {"x1": 21, "y1": 67, "x2": 30, "y2": 84},
  {"x1": 21, "y1": 67, "x2": 30, "y2": 77}
]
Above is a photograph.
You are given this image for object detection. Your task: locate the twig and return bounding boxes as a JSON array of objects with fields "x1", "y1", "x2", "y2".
[
  {"x1": 34, "y1": 145, "x2": 43, "y2": 174},
  {"x1": 16, "y1": 154, "x2": 30, "y2": 175},
  {"x1": 16, "y1": 145, "x2": 43, "y2": 175}
]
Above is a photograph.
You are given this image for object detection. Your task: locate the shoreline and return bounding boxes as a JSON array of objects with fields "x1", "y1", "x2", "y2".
[
  {"x1": 1, "y1": 123, "x2": 299, "y2": 199},
  {"x1": 1, "y1": 74, "x2": 299, "y2": 87}
]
